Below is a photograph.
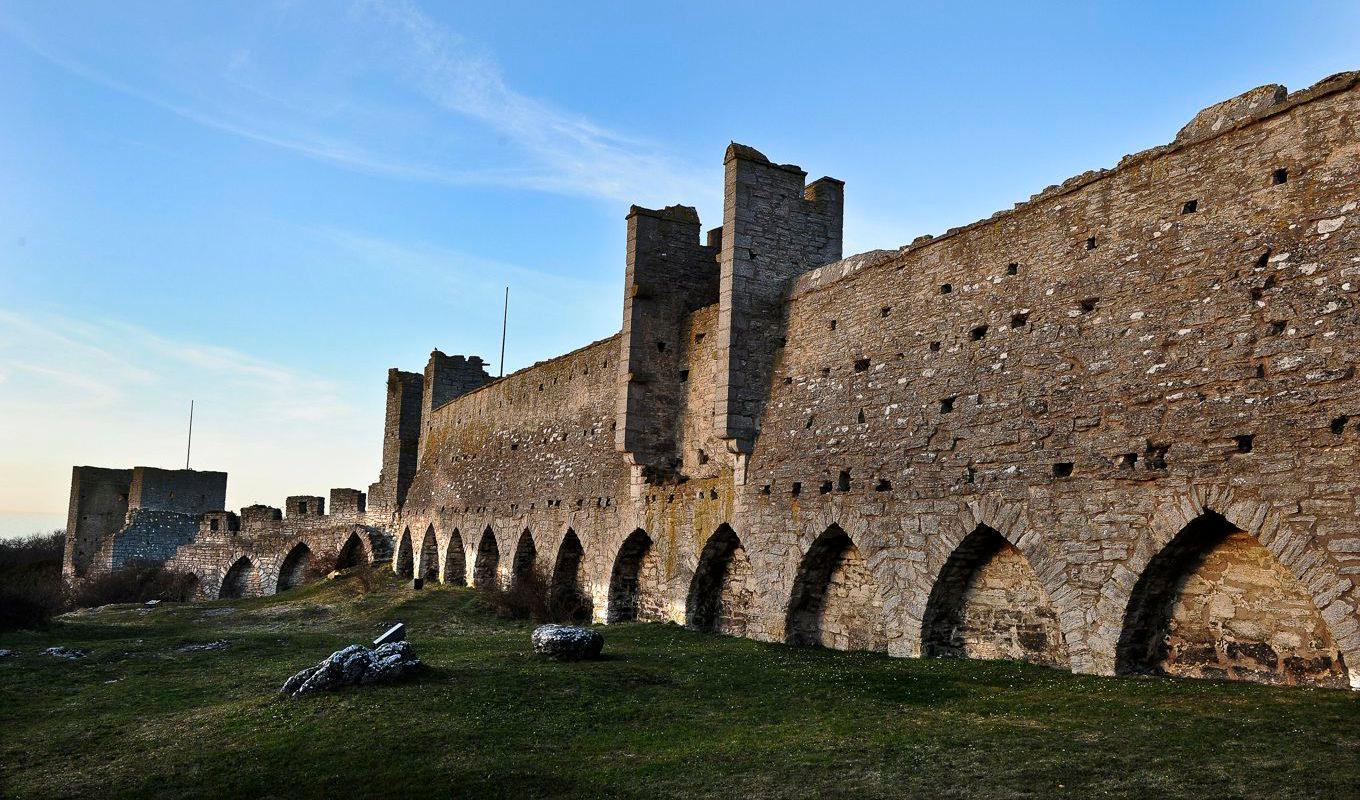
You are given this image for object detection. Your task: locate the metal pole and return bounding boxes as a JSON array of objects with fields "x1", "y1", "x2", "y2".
[
  {"x1": 499, "y1": 286, "x2": 509, "y2": 378},
  {"x1": 185, "y1": 400, "x2": 194, "y2": 470}
]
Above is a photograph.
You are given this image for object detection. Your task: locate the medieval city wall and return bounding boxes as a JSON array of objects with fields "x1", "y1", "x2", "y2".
[{"x1": 391, "y1": 72, "x2": 1360, "y2": 689}]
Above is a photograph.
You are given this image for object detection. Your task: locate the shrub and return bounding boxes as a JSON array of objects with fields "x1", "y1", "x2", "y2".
[
  {"x1": 70, "y1": 561, "x2": 199, "y2": 608},
  {"x1": 0, "y1": 531, "x2": 66, "y2": 630},
  {"x1": 475, "y1": 566, "x2": 590, "y2": 624}
]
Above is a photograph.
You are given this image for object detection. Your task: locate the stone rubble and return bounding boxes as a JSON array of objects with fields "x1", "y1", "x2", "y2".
[
  {"x1": 42, "y1": 647, "x2": 91, "y2": 660},
  {"x1": 280, "y1": 641, "x2": 422, "y2": 698},
  {"x1": 532, "y1": 625, "x2": 604, "y2": 661}
]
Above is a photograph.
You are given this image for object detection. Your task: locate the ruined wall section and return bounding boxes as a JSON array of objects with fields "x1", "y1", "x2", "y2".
[
  {"x1": 615, "y1": 205, "x2": 719, "y2": 480},
  {"x1": 402, "y1": 335, "x2": 628, "y2": 519},
  {"x1": 674, "y1": 304, "x2": 725, "y2": 481},
  {"x1": 127, "y1": 467, "x2": 226, "y2": 516},
  {"x1": 418, "y1": 351, "x2": 493, "y2": 462}
]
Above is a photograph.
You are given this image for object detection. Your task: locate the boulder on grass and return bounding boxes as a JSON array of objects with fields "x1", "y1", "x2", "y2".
[
  {"x1": 280, "y1": 641, "x2": 421, "y2": 698},
  {"x1": 42, "y1": 647, "x2": 90, "y2": 660},
  {"x1": 532, "y1": 624, "x2": 603, "y2": 661}
]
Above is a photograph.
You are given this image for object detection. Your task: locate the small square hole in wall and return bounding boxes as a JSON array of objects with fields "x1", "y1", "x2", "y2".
[
  {"x1": 857, "y1": 409, "x2": 866, "y2": 424},
  {"x1": 760, "y1": 484, "x2": 770, "y2": 495},
  {"x1": 1117, "y1": 452, "x2": 1138, "y2": 469},
  {"x1": 1007, "y1": 263, "x2": 1019, "y2": 276},
  {"x1": 1254, "y1": 364, "x2": 1265, "y2": 379},
  {"x1": 970, "y1": 325, "x2": 988, "y2": 341},
  {"x1": 1011, "y1": 312, "x2": 1029, "y2": 328},
  {"x1": 791, "y1": 482, "x2": 802, "y2": 497},
  {"x1": 783, "y1": 376, "x2": 793, "y2": 385},
  {"x1": 854, "y1": 358, "x2": 870, "y2": 372},
  {"x1": 965, "y1": 465, "x2": 976, "y2": 484},
  {"x1": 821, "y1": 366, "x2": 831, "y2": 377},
  {"x1": 875, "y1": 478, "x2": 892, "y2": 491},
  {"x1": 656, "y1": 340, "x2": 666, "y2": 352},
  {"x1": 829, "y1": 319, "x2": 838, "y2": 331},
  {"x1": 881, "y1": 306, "x2": 892, "y2": 317},
  {"x1": 837, "y1": 470, "x2": 851, "y2": 491},
  {"x1": 1267, "y1": 320, "x2": 1286, "y2": 336},
  {"x1": 1331, "y1": 415, "x2": 1349, "y2": 435},
  {"x1": 1272, "y1": 168, "x2": 1289, "y2": 185},
  {"x1": 1080, "y1": 298, "x2": 1098, "y2": 314},
  {"x1": 819, "y1": 480, "x2": 833, "y2": 494},
  {"x1": 1256, "y1": 249, "x2": 1272, "y2": 268},
  {"x1": 679, "y1": 370, "x2": 689, "y2": 382},
  {"x1": 1182, "y1": 199, "x2": 1198, "y2": 214},
  {"x1": 697, "y1": 449, "x2": 709, "y2": 465},
  {"x1": 1052, "y1": 462, "x2": 1074, "y2": 477},
  {"x1": 1233, "y1": 434, "x2": 1255, "y2": 453},
  {"x1": 940, "y1": 283, "x2": 952, "y2": 294},
  {"x1": 929, "y1": 341, "x2": 941, "y2": 352},
  {"x1": 940, "y1": 396, "x2": 955, "y2": 413},
  {"x1": 694, "y1": 332, "x2": 705, "y2": 343},
  {"x1": 1086, "y1": 236, "x2": 1097, "y2": 250},
  {"x1": 1144, "y1": 442, "x2": 1169, "y2": 470}
]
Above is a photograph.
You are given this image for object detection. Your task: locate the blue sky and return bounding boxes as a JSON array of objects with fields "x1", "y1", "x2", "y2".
[{"x1": 1, "y1": 1, "x2": 1358, "y2": 532}]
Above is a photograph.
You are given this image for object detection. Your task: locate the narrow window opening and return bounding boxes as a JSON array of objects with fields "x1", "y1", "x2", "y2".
[
  {"x1": 854, "y1": 358, "x2": 870, "y2": 372},
  {"x1": 829, "y1": 319, "x2": 837, "y2": 331},
  {"x1": 1007, "y1": 263, "x2": 1019, "y2": 275},
  {"x1": 940, "y1": 283, "x2": 952, "y2": 294},
  {"x1": 965, "y1": 465, "x2": 976, "y2": 484},
  {"x1": 805, "y1": 414, "x2": 815, "y2": 429},
  {"x1": 1052, "y1": 462, "x2": 1074, "y2": 477},
  {"x1": 679, "y1": 369, "x2": 689, "y2": 382},
  {"x1": 697, "y1": 449, "x2": 709, "y2": 465},
  {"x1": 656, "y1": 340, "x2": 666, "y2": 352},
  {"x1": 837, "y1": 470, "x2": 851, "y2": 492},
  {"x1": 1144, "y1": 442, "x2": 1169, "y2": 470},
  {"x1": 1086, "y1": 236, "x2": 1097, "y2": 250},
  {"x1": 1117, "y1": 452, "x2": 1138, "y2": 470},
  {"x1": 210, "y1": 518, "x2": 219, "y2": 531},
  {"x1": 791, "y1": 482, "x2": 802, "y2": 497},
  {"x1": 1181, "y1": 199, "x2": 1198, "y2": 214},
  {"x1": 1256, "y1": 249, "x2": 1272, "y2": 268},
  {"x1": 1011, "y1": 312, "x2": 1029, "y2": 328},
  {"x1": 1331, "y1": 415, "x2": 1349, "y2": 435},
  {"x1": 856, "y1": 409, "x2": 866, "y2": 424},
  {"x1": 940, "y1": 396, "x2": 955, "y2": 413},
  {"x1": 1272, "y1": 168, "x2": 1289, "y2": 185},
  {"x1": 1254, "y1": 364, "x2": 1265, "y2": 379},
  {"x1": 970, "y1": 325, "x2": 988, "y2": 341},
  {"x1": 875, "y1": 478, "x2": 892, "y2": 492},
  {"x1": 760, "y1": 484, "x2": 771, "y2": 495},
  {"x1": 819, "y1": 480, "x2": 833, "y2": 494},
  {"x1": 694, "y1": 332, "x2": 705, "y2": 343},
  {"x1": 1233, "y1": 434, "x2": 1255, "y2": 454}
]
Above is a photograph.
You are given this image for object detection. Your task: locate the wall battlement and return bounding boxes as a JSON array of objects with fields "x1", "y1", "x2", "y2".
[{"x1": 66, "y1": 70, "x2": 1360, "y2": 690}]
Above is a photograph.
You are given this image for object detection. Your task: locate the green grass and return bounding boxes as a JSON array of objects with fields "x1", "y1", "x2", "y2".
[{"x1": 2, "y1": 573, "x2": 1356, "y2": 799}]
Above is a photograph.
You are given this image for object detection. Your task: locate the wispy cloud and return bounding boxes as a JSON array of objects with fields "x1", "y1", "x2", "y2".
[{"x1": 0, "y1": 1, "x2": 716, "y2": 207}]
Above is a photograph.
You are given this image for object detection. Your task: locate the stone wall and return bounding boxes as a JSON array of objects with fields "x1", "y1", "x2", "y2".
[{"x1": 388, "y1": 71, "x2": 1360, "y2": 690}]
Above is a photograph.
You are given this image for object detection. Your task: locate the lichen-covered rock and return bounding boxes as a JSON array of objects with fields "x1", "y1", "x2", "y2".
[
  {"x1": 532, "y1": 624, "x2": 603, "y2": 661},
  {"x1": 41, "y1": 647, "x2": 90, "y2": 659},
  {"x1": 280, "y1": 641, "x2": 421, "y2": 698}
]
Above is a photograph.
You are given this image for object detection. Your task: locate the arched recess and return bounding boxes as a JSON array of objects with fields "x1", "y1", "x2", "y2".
[
  {"x1": 785, "y1": 525, "x2": 886, "y2": 652},
  {"x1": 550, "y1": 529, "x2": 592, "y2": 623},
  {"x1": 473, "y1": 527, "x2": 500, "y2": 589},
  {"x1": 607, "y1": 528, "x2": 664, "y2": 623},
  {"x1": 418, "y1": 526, "x2": 439, "y2": 582},
  {"x1": 336, "y1": 532, "x2": 365, "y2": 570},
  {"x1": 510, "y1": 530, "x2": 537, "y2": 591},
  {"x1": 922, "y1": 524, "x2": 1069, "y2": 668},
  {"x1": 1117, "y1": 510, "x2": 1348, "y2": 688},
  {"x1": 220, "y1": 556, "x2": 259, "y2": 599},
  {"x1": 277, "y1": 542, "x2": 313, "y2": 592},
  {"x1": 685, "y1": 525, "x2": 755, "y2": 637},
  {"x1": 444, "y1": 529, "x2": 467, "y2": 586},
  {"x1": 394, "y1": 528, "x2": 414, "y2": 579}
]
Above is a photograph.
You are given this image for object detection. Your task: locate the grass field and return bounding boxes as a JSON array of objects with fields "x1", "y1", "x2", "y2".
[{"x1": 1, "y1": 572, "x2": 1356, "y2": 799}]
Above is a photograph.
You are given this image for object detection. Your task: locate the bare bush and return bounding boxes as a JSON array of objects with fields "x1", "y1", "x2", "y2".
[
  {"x1": 476, "y1": 566, "x2": 588, "y2": 624},
  {"x1": 0, "y1": 531, "x2": 66, "y2": 630},
  {"x1": 70, "y1": 561, "x2": 199, "y2": 608}
]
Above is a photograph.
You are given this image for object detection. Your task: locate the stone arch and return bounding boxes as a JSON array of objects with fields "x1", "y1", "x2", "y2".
[
  {"x1": 220, "y1": 555, "x2": 259, "y2": 599},
  {"x1": 685, "y1": 524, "x2": 756, "y2": 636},
  {"x1": 550, "y1": 529, "x2": 592, "y2": 623},
  {"x1": 1116, "y1": 509, "x2": 1348, "y2": 688},
  {"x1": 785, "y1": 525, "x2": 887, "y2": 652},
  {"x1": 336, "y1": 532, "x2": 366, "y2": 570},
  {"x1": 510, "y1": 529, "x2": 537, "y2": 591},
  {"x1": 473, "y1": 526, "x2": 500, "y2": 589},
  {"x1": 921, "y1": 524, "x2": 1070, "y2": 668},
  {"x1": 418, "y1": 525, "x2": 439, "y2": 582},
  {"x1": 394, "y1": 528, "x2": 414, "y2": 579},
  {"x1": 181, "y1": 571, "x2": 202, "y2": 601},
  {"x1": 277, "y1": 542, "x2": 313, "y2": 592},
  {"x1": 443, "y1": 529, "x2": 467, "y2": 586},
  {"x1": 607, "y1": 528, "x2": 664, "y2": 623}
]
